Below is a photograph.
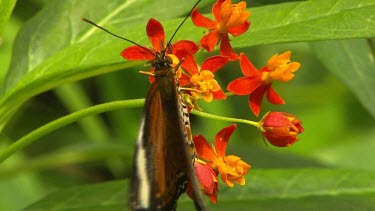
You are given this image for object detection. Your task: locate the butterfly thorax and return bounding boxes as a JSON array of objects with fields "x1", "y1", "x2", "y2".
[{"x1": 150, "y1": 51, "x2": 175, "y2": 78}]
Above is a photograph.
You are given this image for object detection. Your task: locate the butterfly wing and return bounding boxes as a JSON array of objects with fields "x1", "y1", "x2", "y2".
[{"x1": 130, "y1": 76, "x2": 191, "y2": 210}]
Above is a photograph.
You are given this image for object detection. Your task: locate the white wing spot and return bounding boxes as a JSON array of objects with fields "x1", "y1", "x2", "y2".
[{"x1": 136, "y1": 118, "x2": 150, "y2": 208}]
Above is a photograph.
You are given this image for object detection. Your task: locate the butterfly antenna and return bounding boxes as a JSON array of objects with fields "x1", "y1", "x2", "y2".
[
  {"x1": 82, "y1": 18, "x2": 155, "y2": 56},
  {"x1": 166, "y1": 0, "x2": 202, "y2": 48}
]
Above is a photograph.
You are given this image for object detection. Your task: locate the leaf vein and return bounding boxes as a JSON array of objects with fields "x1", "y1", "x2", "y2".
[{"x1": 77, "y1": 0, "x2": 137, "y2": 42}]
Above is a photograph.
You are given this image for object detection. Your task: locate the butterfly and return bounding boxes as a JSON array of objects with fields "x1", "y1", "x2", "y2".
[
  {"x1": 129, "y1": 47, "x2": 204, "y2": 211},
  {"x1": 83, "y1": 1, "x2": 205, "y2": 210}
]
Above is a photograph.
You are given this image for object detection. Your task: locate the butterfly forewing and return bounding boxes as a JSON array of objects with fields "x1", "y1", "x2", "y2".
[{"x1": 130, "y1": 53, "x2": 203, "y2": 210}]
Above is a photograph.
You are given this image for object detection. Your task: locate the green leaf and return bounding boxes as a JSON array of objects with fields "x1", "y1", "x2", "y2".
[
  {"x1": 1, "y1": 0, "x2": 374, "y2": 130},
  {"x1": 0, "y1": 0, "x2": 206, "y2": 129},
  {"x1": 0, "y1": 143, "x2": 133, "y2": 178},
  {"x1": 0, "y1": 138, "x2": 44, "y2": 211},
  {"x1": 0, "y1": 17, "x2": 20, "y2": 84},
  {"x1": 0, "y1": 0, "x2": 16, "y2": 37},
  {"x1": 2, "y1": 0, "x2": 209, "y2": 91},
  {"x1": 24, "y1": 169, "x2": 375, "y2": 210},
  {"x1": 234, "y1": 0, "x2": 375, "y2": 47},
  {"x1": 314, "y1": 130, "x2": 375, "y2": 170},
  {"x1": 310, "y1": 39, "x2": 375, "y2": 118}
]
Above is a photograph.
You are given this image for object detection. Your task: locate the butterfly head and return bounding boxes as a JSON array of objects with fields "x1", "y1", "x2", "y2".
[{"x1": 151, "y1": 51, "x2": 172, "y2": 71}]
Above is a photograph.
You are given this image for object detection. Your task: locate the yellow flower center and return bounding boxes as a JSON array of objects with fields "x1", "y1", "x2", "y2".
[
  {"x1": 208, "y1": 154, "x2": 251, "y2": 187},
  {"x1": 168, "y1": 54, "x2": 182, "y2": 78},
  {"x1": 218, "y1": 0, "x2": 250, "y2": 32},
  {"x1": 190, "y1": 70, "x2": 221, "y2": 102},
  {"x1": 261, "y1": 51, "x2": 300, "y2": 83}
]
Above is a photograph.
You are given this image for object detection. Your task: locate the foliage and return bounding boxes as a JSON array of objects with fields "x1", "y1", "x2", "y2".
[{"x1": 0, "y1": 0, "x2": 374, "y2": 210}]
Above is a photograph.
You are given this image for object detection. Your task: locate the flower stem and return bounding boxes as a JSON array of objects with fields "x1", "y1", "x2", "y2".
[
  {"x1": 224, "y1": 91, "x2": 234, "y2": 97},
  {"x1": 191, "y1": 110, "x2": 260, "y2": 128},
  {"x1": 0, "y1": 98, "x2": 259, "y2": 164},
  {"x1": 0, "y1": 99, "x2": 144, "y2": 164}
]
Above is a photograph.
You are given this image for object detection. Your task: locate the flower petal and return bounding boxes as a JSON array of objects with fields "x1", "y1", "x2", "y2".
[
  {"x1": 179, "y1": 73, "x2": 191, "y2": 87},
  {"x1": 191, "y1": 7, "x2": 216, "y2": 29},
  {"x1": 213, "y1": 0, "x2": 226, "y2": 22},
  {"x1": 249, "y1": 85, "x2": 268, "y2": 117},
  {"x1": 171, "y1": 40, "x2": 200, "y2": 59},
  {"x1": 262, "y1": 112, "x2": 292, "y2": 127},
  {"x1": 201, "y1": 56, "x2": 230, "y2": 73},
  {"x1": 215, "y1": 124, "x2": 237, "y2": 158},
  {"x1": 279, "y1": 51, "x2": 291, "y2": 60},
  {"x1": 212, "y1": 89, "x2": 226, "y2": 100},
  {"x1": 262, "y1": 132, "x2": 298, "y2": 147},
  {"x1": 146, "y1": 18, "x2": 165, "y2": 52},
  {"x1": 228, "y1": 21, "x2": 250, "y2": 37},
  {"x1": 208, "y1": 192, "x2": 218, "y2": 204},
  {"x1": 181, "y1": 54, "x2": 199, "y2": 75},
  {"x1": 195, "y1": 162, "x2": 216, "y2": 193},
  {"x1": 200, "y1": 30, "x2": 220, "y2": 52},
  {"x1": 227, "y1": 76, "x2": 263, "y2": 95},
  {"x1": 187, "y1": 161, "x2": 218, "y2": 204},
  {"x1": 120, "y1": 46, "x2": 155, "y2": 61},
  {"x1": 220, "y1": 170, "x2": 234, "y2": 187},
  {"x1": 193, "y1": 135, "x2": 217, "y2": 161},
  {"x1": 266, "y1": 86, "x2": 285, "y2": 104},
  {"x1": 239, "y1": 53, "x2": 259, "y2": 77},
  {"x1": 202, "y1": 91, "x2": 214, "y2": 102},
  {"x1": 219, "y1": 34, "x2": 239, "y2": 60},
  {"x1": 194, "y1": 162, "x2": 218, "y2": 203}
]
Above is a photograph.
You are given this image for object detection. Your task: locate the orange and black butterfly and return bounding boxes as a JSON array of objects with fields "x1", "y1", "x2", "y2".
[{"x1": 83, "y1": 1, "x2": 205, "y2": 210}]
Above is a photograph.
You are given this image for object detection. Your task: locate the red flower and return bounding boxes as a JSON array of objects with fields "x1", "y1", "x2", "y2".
[
  {"x1": 121, "y1": 18, "x2": 200, "y2": 82},
  {"x1": 193, "y1": 124, "x2": 251, "y2": 187},
  {"x1": 227, "y1": 52, "x2": 300, "y2": 116},
  {"x1": 187, "y1": 161, "x2": 218, "y2": 203},
  {"x1": 180, "y1": 55, "x2": 229, "y2": 102},
  {"x1": 191, "y1": 0, "x2": 250, "y2": 60},
  {"x1": 260, "y1": 112, "x2": 304, "y2": 147}
]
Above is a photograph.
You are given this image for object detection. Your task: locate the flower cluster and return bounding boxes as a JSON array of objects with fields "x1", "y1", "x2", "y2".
[
  {"x1": 121, "y1": 0, "x2": 304, "y2": 205},
  {"x1": 192, "y1": 0, "x2": 250, "y2": 60},
  {"x1": 227, "y1": 52, "x2": 301, "y2": 116},
  {"x1": 187, "y1": 124, "x2": 251, "y2": 202}
]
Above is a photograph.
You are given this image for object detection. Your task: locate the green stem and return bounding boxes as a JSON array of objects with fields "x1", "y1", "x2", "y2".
[
  {"x1": 54, "y1": 83, "x2": 110, "y2": 143},
  {"x1": 55, "y1": 84, "x2": 128, "y2": 178},
  {"x1": 191, "y1": 110, "x2": 260, "y2": 128},
  {"x1": 0, "y1": 98, "x2": 259, "y2": 164},
  {"x1": 224, "y1": 91, "x2": 234, "y2": 97},
  {"x1": 0, "y1": 99, "x2": 144, "y2": 164}
]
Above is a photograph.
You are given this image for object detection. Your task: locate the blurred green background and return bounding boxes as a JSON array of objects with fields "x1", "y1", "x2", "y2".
[{"x1": 0, "y1": 0, "x2": 374, "y2": 210}]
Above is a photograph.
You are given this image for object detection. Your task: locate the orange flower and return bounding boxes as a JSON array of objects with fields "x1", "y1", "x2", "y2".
[
  {"x1": 179, "y1": 55, "x2": 229, "y2": 102},
  {"x1": 227, "y1": 52, "x2": 300, "y2": 116},
  {"x1": 190, "y1": 70, "x2": 221, "y2": 102},
  {"x1": 193, "y1": 124, "x2": 251, "y2": 187},
  {"x1": 187, "y1": 161, "x2": 218, "y2": 203},
  {"x1": 121, "y1": 18, "x2": 200, "y2": 82},
  {"x1": 192, "y1": 0, "x2": 250, "y2": 60},
  {"x1": 121, "y1": 18, "x2": 199, "y2": 62},
  {"x1": 260, "y1": 112, "x2": 304, "y2": 147},
  {"x1": 263, "y1": 51, "x2": 301, "y2": 83}
]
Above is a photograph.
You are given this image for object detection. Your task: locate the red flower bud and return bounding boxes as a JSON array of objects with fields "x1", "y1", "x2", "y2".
[
  {"x1": 260, "y1": 112, "x2": 303, "y2": 147},
  {"x1": 187, "y1": 161, "x2": 218, "y2": 203}
]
